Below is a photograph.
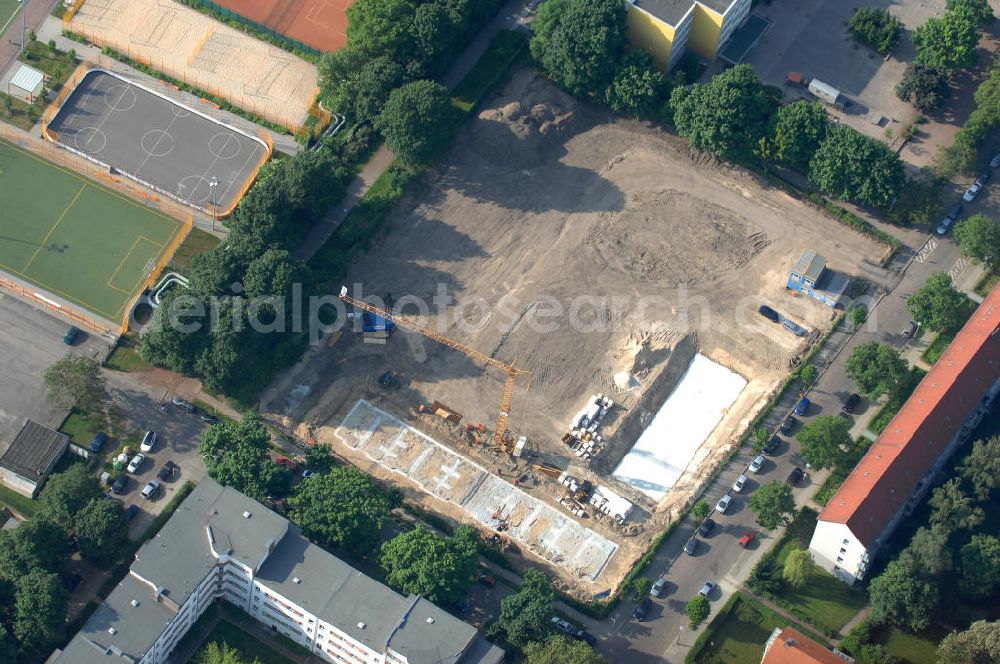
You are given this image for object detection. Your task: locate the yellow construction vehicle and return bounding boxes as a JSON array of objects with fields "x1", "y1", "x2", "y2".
[{"x1": 339, "y1": 287, "x2": 530, "y2": 451}]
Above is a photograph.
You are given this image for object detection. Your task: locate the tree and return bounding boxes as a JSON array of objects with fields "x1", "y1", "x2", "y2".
[
  {"x1": 895, "y1": 63, "x2": 950, "y2": 112},
  {"x1": 75, "y1": 497, "x2": 129, "y2": 565},
  {"x1": 412, "y1": 2, "x2": 459, "y2": 76},
  {"x1": 380, "y1": 525, "x2": 479, "y2": 605},
  {"x1": 345, "y1": 0, "x2": 418, "y2": 60},
  {"x1": 858, "y1": 644, "x2": 901, "y2": 664},
  {"x1": 783, "y1": 548, "x2": 816, "y2": 590},
  {"x1": 43, "y1": 354, "x2": 108, "y2": 413},
  {"x1": 959, "y1": 534, "x2": 1000, "y2": 599},
  {"x1": 304, "y1": 443, "x2": 336, "y2": 474},
  {"x1": 199, "y1": 411, "x2": 288, "y2": 502},
  {"x1": 954, "y1": 213, "x2": 1000, "y2": 270},
  {"x1": 603, "y1": 49, "x2": 669, "y2": 120},
  {"x1": 887, "y1": 172, "x2": 945, "y2": 227},
  {"x1": 906, "y1": 272, "x2": 974, "y2": 334},
  {"x1": 0, "y1": 624, "x2": 15, "y2": 664},
  {"x1": 938, "y1": 619, "x2": 1000, "y2": 663},
  {"x1": 38, "y1": 464, "x2": 103, "y2": 531},
  {"x1": 771, "y1": 100, "x2": 828, "y2": 171},
  {"x1": 958, "y1": 436, "x2": 1000, "y2": 500},
  {"x1": 849, "y1": 303, "x2": 869, "y2": 331},
  {"x1": 671, "y1": 64, "x2": 776, "y2": 162},
  {"x1": 848, "y1": 7, "x2": 904, "y2": 55},
  {"x1": 868, "y1": 559, "x2": 938, "y2": 631},
  {"x1": 929, "y1": 478, "x2": 984, "y2": 531},
  {"x1": 900, "y1": 526, "x2": 952, "y2": 579},
  {"x1": 749, "y1": 481, "x2": 795, "y2": 529},
  {"x1": 0, "y1": 517, "x2": 70, "y2": 577},
  {"x1": 530, "y1": 0, "x2": 626, "y2": 96},
  {"x1": 243, "y1": 248, "x2": 303, "y2": 301},
  {"x1": 691, "y1": 499, "x2": 711, "y2": 520},
  {"x1": 686, "y1": 594, "x2": 711, "y2": 626},
  {"x1": 798, "y1": 364, "x2": 818, "y2": 387},
  {"x1": 797, "y1": 416, "x2": 852, "y2": 469},
  {"x1": 846, "y1": 341, "x2": 908, "y2": 399},
  {"x1": 809, "y1": 124, "x2": 905, "y2": 207},
  {"x1": 197, "y1": 641, "x2": 261, "y2": 664},
  {"x1": 288, "y1": 465, "x2": 392, "y2": 556},
  {"x1": 913, "y1": 6, "x2": 980, "y2": 72},
  {"x1": 630, "y1": 577, "x2": 652, "y2": 601},
  {"x1": 524, "y1": 635, "x2": 606, "y2": 664},
  {"x1": 751, "y1": 427, "x2": 770, "y2": 454},
  {"x1": 487, "y1": 569, "x2": 554, "y2": 648},
  {"x1": 13, "y1": 570, "x2": 68, "y2": 653},
  {"x1": 375, "y1": 80, "x2": 455, "y2": 163},
  {"x1": 947, "y1": 0, "x2": 995, "y2": 25}
]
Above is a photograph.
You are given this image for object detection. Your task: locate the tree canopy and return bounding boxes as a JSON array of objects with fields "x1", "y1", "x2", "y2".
[
  {"x1": 958, "y1": 436, "x2": 1000, "y2": 500},
  {"x1": 524, "y1": 635, "x2": 606, "y2": 664},
  {"x1": 895, "y1": 63, "x2": 950, "y2": 112},
  {"x1": 929, "y1": 478, "x2": 984, "y2": 531},
  {"x1": 198, "y1": 411, "x2": 290, "y2": 502},
  {"x1": 938, "y1": 619, "x2": 1000, "y2": 663},
  {"x1": 906, "y1": 272, "x2": 974, "y2": 334},
  {"x1": 530, "y1": 0, "x2": 626, "y2": 97},
  {"x1": 913, "y1": 5, "x2": 980, "y2": 72},
  {"x1": 38, "y1": 464, "x2": 104, "y2": 531},
  {"x1": 947, "y1": 0, "x2": 995, "y2": 25},
  {"x1": 0, "y1": 517, "x2": 70, "y2": 577},
  {"x1": 868, "y1": 559, "x2": 938, "y2": 631},
  {"x1": 671, "y1": 65, "x2": 776, "y2": 162},
  {"x1": 771, "y1": 100, "x2": 828, "y2": 171},
  {"x1": 848, "y1": 7, "x2": 903, "y2": 55},
  {"x1": 808, "y1": 124, "x2": 905, "y2": 207},
  {"x1": 603, "y1": 49, "x2": 670, "y2": 120},
  {"x1": 797, "y1": 415, "x2": 852, "y2": 470},
  {"x1": 487, "y1": 569, "x2": 554, "y2": 649},
  {"x1": 954, "y1": 213, "x2": 1000, "y2": 271},
  {"x1": 846, "y1": 341, "x2": 908, "y2": 399},
  {"x1": 380, "y1": 525, "x2": 479, "y2": 605},
  {"x1": 375, "y1": 80, "x2": 455, "y2": 164},
  {"x1": 74, "y1": 497, "x2": 129, "y2": 565},
  {"x1": 12, "y1": 570, "x2": 68, "y2": 654},
  {"x1": 288, "y1": 465, "x2": 392, "y2": 555},
  {"x1": 959, "y1": 534, "x2": 1000, "y2": 599},
  {"x1": 43, "y1": 354, "x2": 107, "y2": 414},
  {"x1": 749, "y1": 481, "x2": 795, "y2": 529},
  {"x1": 782, "y1": 549, "x2": 816, "y2": 590},
  {"x1": 686, "y1": 594, "x2": 710, "y2": 626}
]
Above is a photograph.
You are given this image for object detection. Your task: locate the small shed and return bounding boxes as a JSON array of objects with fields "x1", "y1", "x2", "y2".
[
  {"x1": 0, "y1": 420, "x2": 70, "y2": 498},
  {"x1": 786, "y1": 250, "x2": 849, "y2": 308},
  {"x1": 7, "y1": 63, "x2": 45, "y2": 103}
]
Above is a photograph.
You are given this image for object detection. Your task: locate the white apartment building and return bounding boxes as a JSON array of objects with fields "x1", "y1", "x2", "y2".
[{"x1": 50, "y1": 479, "x2": 504, "y2": 664}]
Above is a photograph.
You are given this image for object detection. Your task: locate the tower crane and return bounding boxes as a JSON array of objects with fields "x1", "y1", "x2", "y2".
[{"x1": 339, "y1": 287, "x2": 530, "y2": 450}]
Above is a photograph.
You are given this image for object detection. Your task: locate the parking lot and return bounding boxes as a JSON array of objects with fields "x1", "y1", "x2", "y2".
[
  {"x1": 103, "y1": 370, "x2": 209, "y2": 538},
  {"x1": 0, "y1": 295, "x2": 111, "y2": 451}
]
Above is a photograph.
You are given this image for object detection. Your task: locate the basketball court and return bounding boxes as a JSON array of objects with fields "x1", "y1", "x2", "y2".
[
  {"x1": 45, "y1": 69, "x2": 269, "y2": 214},
  {"x1": 212, "y1": 0, "x2": 353, "y2": 53}
]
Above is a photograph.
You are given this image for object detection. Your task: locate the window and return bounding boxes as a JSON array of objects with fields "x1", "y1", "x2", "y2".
[
  {"x1": 836, "y1": 556, "x2": 844, "y2": 563},
  {"x1": 839, "y1": 547, "x2": 847, "y2": 554},
  {"x1": 842, "y1": 539, "x2": 850, "y2": 545}
]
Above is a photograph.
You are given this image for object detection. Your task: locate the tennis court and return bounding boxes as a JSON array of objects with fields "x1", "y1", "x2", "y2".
[{"x1": 0, "y1": 138, "x2": 185, "y2": 322}]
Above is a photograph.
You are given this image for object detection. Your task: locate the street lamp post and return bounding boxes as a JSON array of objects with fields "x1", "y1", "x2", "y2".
[
  {"x1": 209, "y1": 176, "x2": 218, "y2": 231},
  {"x1": 19, "y1": 0, "x2": 27, "y2": 52}
]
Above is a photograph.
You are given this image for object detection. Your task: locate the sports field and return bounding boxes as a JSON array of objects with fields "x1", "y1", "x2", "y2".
[
  {"x1": 0, "y1": 0, "x2": 19, "y2": 38},
  {"x1": 0, "y1": 139, "x2": 184, "y2": 322},
  {"x1": 210, "y1": 0, "x2": 353, "y2": 52}
]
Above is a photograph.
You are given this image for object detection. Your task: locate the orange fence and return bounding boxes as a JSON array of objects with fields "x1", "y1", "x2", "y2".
[
  {"x1": 120, "y1": 215, "x2": 194, "y2": 334},
  {"x1": 0, "y1": 273, "x2": 118, "y2": 338},
  {"x1": 62, "y1": 0, "x2": 87, "y2": 27},
  {"x1": 41, "y1": 62, "x2": 90, "y2": 131},
  {"x1": 214, "y1": 126, "x2": 273, "y2": 217}
]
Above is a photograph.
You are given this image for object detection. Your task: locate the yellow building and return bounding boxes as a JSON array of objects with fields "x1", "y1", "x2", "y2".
[{"x1": 625, "y1": 0, "x2": 752, "y2": 71}]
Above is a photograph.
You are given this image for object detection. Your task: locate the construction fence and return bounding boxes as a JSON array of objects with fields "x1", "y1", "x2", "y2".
[{"x1": 0, "y1": 272, "x2": 118, "y2": 338}]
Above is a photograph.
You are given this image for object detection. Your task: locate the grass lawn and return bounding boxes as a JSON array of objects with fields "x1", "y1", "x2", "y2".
[
  {"x1": 18, "y1": 41, "x2": 79, "y2": 92},
  {"x1": 869, "y1": 367, "x2": 927, "y2": 435},
  {"x1": 452, "y1": 30, "x2": 528, "y2": 113},
  {"x1": 765, "y1": 510, "x2": 868, "y2": 635},
  {"x1": 0, "y1": 138, "x2": 184, "y2": 321},
  {"x1": 105, "y1": 332, "x2": 154, "y2": 372},
  {"x1": 921, "y1": 332, "x2": 953, "y2": 365},
  {"x1": 974, "y1": 270, "x2": 999, "y2": 298},
  {"x1": 0, "y1": 482, "x2": 40, "y2": 518},
  {"x1": 171, "y1": 227, "x2": 221, "y2": 271},
  {"x1": 59, "y1": 409, "x2": 104, "y2": 445},
  {"x1": 0, "y1": 92, "x2": 40, "y2": 130},
  {"x1": 193, "y1": 618, "x2": 296, "y2": 664},
  {"x1": 875, "y1": 624, "x2": 945, "y2": 664}
]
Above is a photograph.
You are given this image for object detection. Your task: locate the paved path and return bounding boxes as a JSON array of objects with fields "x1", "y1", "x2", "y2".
[
  {"x1": 291, "y1": 0, "x2": 533, "y2": 263},
  {"x1": 0, "y1": 0, "x2": 57, "y2": 81}
]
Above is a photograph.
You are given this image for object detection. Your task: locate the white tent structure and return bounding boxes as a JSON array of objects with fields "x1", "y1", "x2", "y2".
[{"x1": 8, "y1": 63, "x2": 44, "y2": 102}]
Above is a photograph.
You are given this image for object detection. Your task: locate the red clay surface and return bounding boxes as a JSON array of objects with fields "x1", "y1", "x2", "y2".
[{"x1": 213, "y1": 0, "x2": 352, "y2": 53}]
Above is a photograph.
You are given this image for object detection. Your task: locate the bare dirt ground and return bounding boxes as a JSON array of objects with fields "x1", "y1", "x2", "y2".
[{"x1": 261, "y1": 69, "x2": 887, "y2": 594}]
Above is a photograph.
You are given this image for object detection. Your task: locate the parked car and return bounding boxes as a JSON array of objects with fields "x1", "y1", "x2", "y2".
[
  {"x1": 979, "y1": 170, "x2": 991, "y2": 184},
  {"x1": 698, "y1": 519, "x2": 716, "y2": 537},
  {"x1": 716, "y1": 494, "x2": 734, "y2": 514},
  {"x1": 787, "y1": 467, "x2": 805, "y2": 486},
  {"x1": 140, "y1": 430, "x2": 157, "y2": 452},
  {"x1": 111, "y1": 474, "x2": 128, "y2": 494},
  {"x1": 551, "y1": 617, "x2": 577, "y2": 635},
  {"x1": 902, "y1": 320, "x2": 920, "y2": 339},
  {"x1": 141, "y1": 480, "x2": 161, "y2": 499},
  {"x1": 171, "y1": 396, "x2": 195, "y2": 413},
  {"x1": 301, "y1": 470, "x2": 316, "y2": 480},
  {"x1": 963, "y1": 181, "x2": 983, "y2": 203},
  {"x1": 477, "y1": 573, "x2": 496, "y2": 588},
  {"x1": 758, "y1": 305, "x2": 780, "y2": 323},
  {"x1": 274, "y1": 456, "x2": 298, "y2": 472},
  {"x1": 738, "y1": 532, "x2": 756, "y2": 548},
  {"x1": 574, "y1": 631, "x2": 597, "y2": 647},
  {"x1": 89, "y1": 431, "x2": 107, "y2": 453},
  {"x1": 794, "y1": 397, "x2": 810, "y2": 416},
  {"x1": 749, "y1": 454, "x2": 765, "y2": 474},
  {"x1": 200, "y1": 413, "x2": 220, "y2": 425},
  {"x1": 684, "y1": 538, "x2": 698, "y2": 555},
  {"x1": 936, "y1": 215, "x2": 956, "y2": 235},
  {"x1": 764, "y1": 434, "x2": 781, "y2": 455},
  {"x1": 157, "y1": 461, "x2": 177, "y2": 481},
  {"x1": 633, "y1": 597, "x2": 652, "y2": 621},
  {"x1": 698, "y1": 581, "x2": 716, "y2": 598},
  {"x1": 732, "y1": 474, "x2": 748, "y2": 493},
  {"x1": 650, "y1": 578, "x2": 667, "y2": 598},
  {"x1": 62, "y1": 326, "x2": 80, "y2": 345},
  {"x1": 126, "y1": 504, "x2": 140, "y2": 522},
  {"x1": 779, "y1": 415, "x2": 796, "y2": 436},
  {"x1": 126, "y1": 453, "x2": 146, "y2": 474},
  {"x1": 991, "y1": 152, "x2": 1000, "y2": 169},
  {"x1": 841, "y1": 393, "x2": 860, "y2": 414}
]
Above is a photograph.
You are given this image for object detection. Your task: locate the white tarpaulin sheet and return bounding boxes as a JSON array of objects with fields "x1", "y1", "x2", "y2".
[{"x1": 613, "y1": 354, "x2": 746, "y2": 501}]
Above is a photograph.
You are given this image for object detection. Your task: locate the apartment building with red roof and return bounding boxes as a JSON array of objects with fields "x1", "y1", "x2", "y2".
[
  {"x1": 760, "y1": 627, "x2": 853, "y2": 663},
  {"x1": 809, "y1": 284, "x2": 1000, "y2": 584}
]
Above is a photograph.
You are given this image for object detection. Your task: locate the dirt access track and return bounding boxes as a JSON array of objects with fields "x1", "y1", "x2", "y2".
[{"x1": 262, "y1": 70, "x2": 887, "y2": 594}]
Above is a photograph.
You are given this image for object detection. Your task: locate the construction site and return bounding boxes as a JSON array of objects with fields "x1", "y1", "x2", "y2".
[{"x1": 261, "y1": 70, "x2": 890, "y2": 595}]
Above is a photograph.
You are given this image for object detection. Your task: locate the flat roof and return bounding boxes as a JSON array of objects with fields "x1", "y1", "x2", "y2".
[
  {"x1": 792, "y1": 251, "x2": 826, "y2": 282},
  {"x1": 0, "y1": 419, "x2": 68, "y2": 482},
  {"x1": 10, "y1": 64, "x2": 43, "y2": 93},
  {"x1": 630, "y1": 0, "x2": 737, "y2": 26},
  {"x1": 819, "y1": 284, "x2": 1000, "y2": 546}
]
